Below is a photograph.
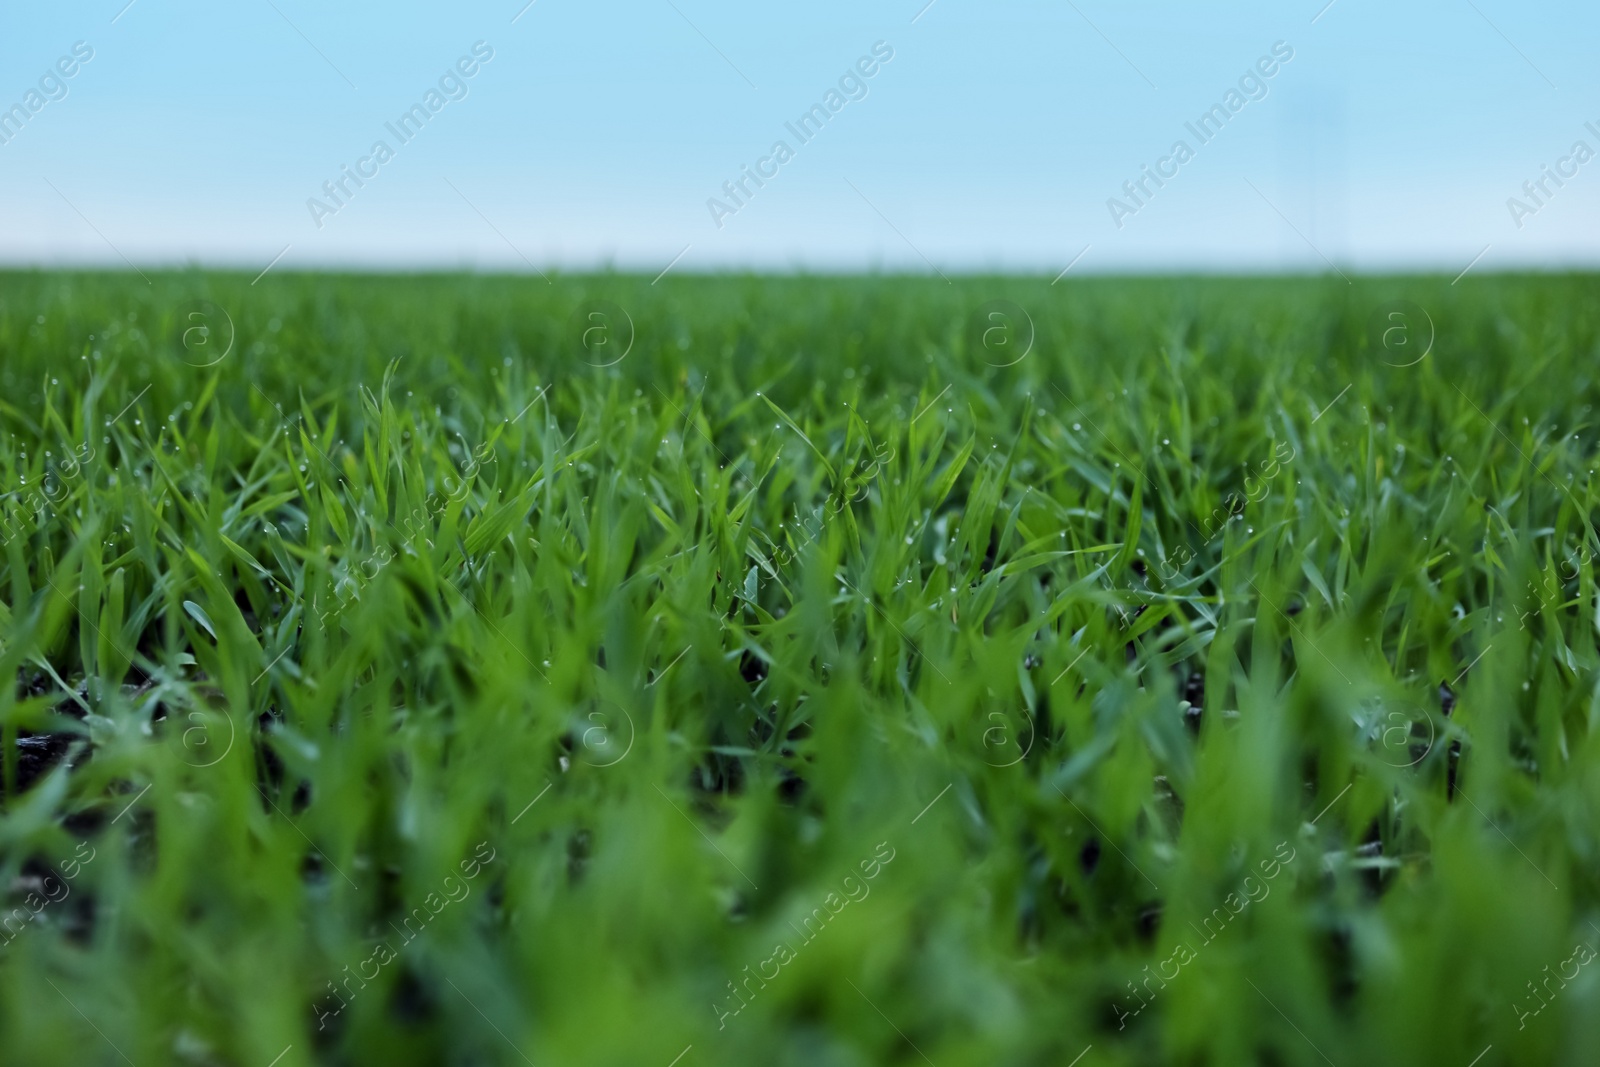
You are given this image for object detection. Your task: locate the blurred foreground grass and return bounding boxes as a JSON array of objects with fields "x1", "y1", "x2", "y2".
[{"x1": 0, "y1": 270, "x2": 1598, "y2": 1065}]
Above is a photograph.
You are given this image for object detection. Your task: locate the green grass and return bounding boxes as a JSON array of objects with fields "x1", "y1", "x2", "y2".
[{"x1": 1, "y1": 270, "x2": 1598, "y2": 1066}]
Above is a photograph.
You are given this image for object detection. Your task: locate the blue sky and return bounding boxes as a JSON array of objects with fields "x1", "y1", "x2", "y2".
[{"x1": 1, "y1": 0, "x2": 1596, "y2": 274}]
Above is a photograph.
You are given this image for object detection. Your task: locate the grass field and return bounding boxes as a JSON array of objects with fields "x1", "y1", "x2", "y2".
[{"x1": 1, "y1": 270, "x2": 1598, "y2": 1066}]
